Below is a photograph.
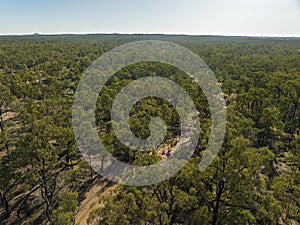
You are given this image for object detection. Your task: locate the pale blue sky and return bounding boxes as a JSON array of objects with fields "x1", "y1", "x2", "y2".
[{"x1": 0, "y1": 0, "x2": 299, "y2": 36}]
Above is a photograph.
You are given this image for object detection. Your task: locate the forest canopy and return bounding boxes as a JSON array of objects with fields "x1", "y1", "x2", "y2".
[{"x1": 0, "y1": 34, "x2": 299, "y2": 225}]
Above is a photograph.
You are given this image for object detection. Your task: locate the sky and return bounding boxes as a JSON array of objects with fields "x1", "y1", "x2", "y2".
[{"x1": 0, "y1": 0, "x2": 299, "y2": 36}]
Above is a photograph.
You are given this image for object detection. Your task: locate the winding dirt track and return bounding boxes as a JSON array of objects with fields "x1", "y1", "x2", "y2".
[
  {"x1": 75, "y1": 141, "x2": 179, "y2": 225},
  {"x1": 75, "y1": 181, "x2": 114, "y2": 225}
]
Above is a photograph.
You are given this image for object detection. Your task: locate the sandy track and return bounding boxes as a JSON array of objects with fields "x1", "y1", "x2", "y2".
[{"x1": 75, "y1": 180, "x2": 114, "y2": 225}]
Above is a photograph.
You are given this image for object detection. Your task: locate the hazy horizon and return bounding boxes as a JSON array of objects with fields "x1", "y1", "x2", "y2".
[
  {"x1": 0, "y1": 0, "x2": 300, "y2": 37},
  {"x1": 1, "y1": 32, "x2": 300, "y2": 38}
]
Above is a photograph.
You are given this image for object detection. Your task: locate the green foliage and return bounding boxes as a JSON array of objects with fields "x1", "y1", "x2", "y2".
[
  {"x1": 0, "y1": 34, "x2": 299, "y2": 224},
  {"x1": 53, "y1": 191, "x2": 79, "y2": 225}
]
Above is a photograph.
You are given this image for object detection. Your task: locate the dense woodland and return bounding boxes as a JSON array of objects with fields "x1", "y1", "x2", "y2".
[{"x1": 0, "y1": 34, "x2": 299, "y2": 225}]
